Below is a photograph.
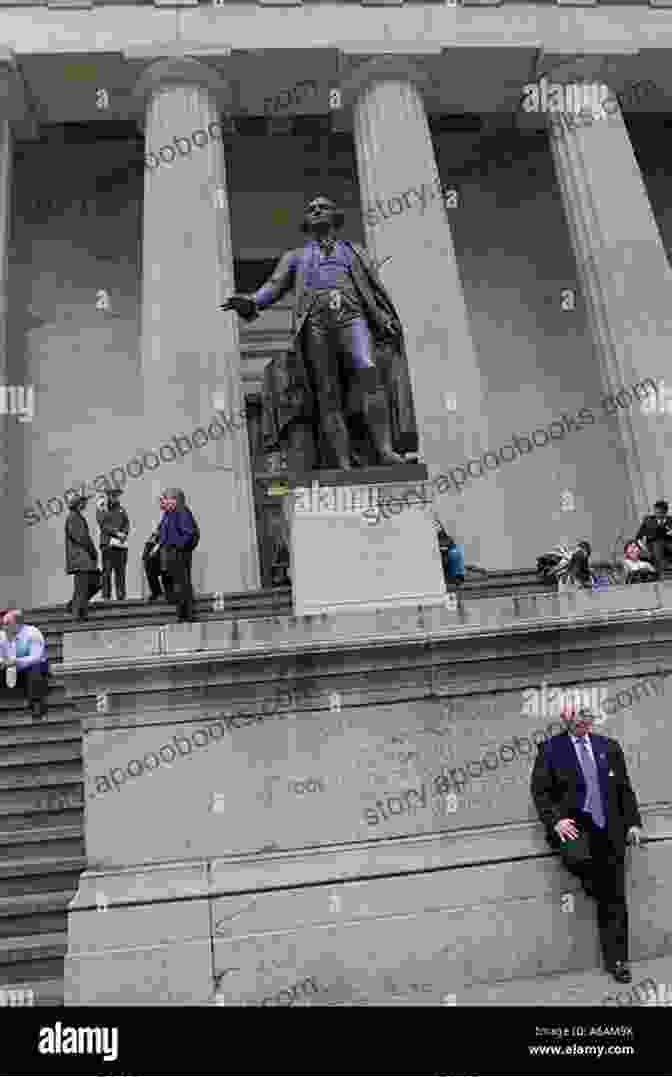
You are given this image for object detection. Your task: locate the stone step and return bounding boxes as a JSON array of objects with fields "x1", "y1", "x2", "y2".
[
  {"x1": 0, "y1": 763, "x2": 83, "y2": 792},
  {"x1": 0, "y1": 720, "x2": 81, "y2": 749},
  {"x1": 0, "y1": 932, "x2": 67, "y2": 981},
  {"x1": 0, "y1": 865, "x2": 84, "y2": 899},
  {"x1": 0, "y1": 838, "x2": 83, "y2": 865},
  {"x1": 0, "y1": 854, "x2": 86, "y2": 881},
  {"x1": 0, "y1": 742, "x2": 81, "y2": 769},
  {"x1": 0, "y1": 786, "x2": 83, "y2": 819},
  {"x1": 0, "y1": 699, "x2": 68, "y2": 727},
  {"x1": 0, "y1": 887, "x2": 71, "y2": 940},
  {"x1": 0, "y1": 976, "x2": 64, "y2": 1006},
  {"x1": 0, "y1": 823, "x2": 82, "y2": 849}
]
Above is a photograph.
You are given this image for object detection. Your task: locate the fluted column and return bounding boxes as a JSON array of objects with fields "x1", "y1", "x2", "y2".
[
  {"x1": 547, "y1": 79, "x2": 672, "y2": 523},
  {"x1": 133, "y1": 58, "x2": 260, "y2": 594},
  {"x1": 0, "y1": 117, "x2": 17, "y2": 603},
  {"x1": 343, "y1": 57, "x2": 510, "y2": 569}
]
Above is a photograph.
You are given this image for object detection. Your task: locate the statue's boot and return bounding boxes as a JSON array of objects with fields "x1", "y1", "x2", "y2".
[
  {"x1": 361, "y1": 386, "x2": 406, "y2": 466},
  {"x1": 322, "y1": 411, "x2": 353, "y2": 470}
]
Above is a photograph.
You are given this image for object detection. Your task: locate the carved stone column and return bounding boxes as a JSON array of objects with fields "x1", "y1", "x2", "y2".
[
  {"x1": 343, "y1": 56, "x2": 510, "y2": 569},
  {"x1": 133, "y1": 58, "x2": 260, "y2": 595},
  {"x1": 545, "y1": 64, "x2": 672, "y2": 524},
  {"x1": 0, "y1": 117, "x2": 13, "y2": 600}
]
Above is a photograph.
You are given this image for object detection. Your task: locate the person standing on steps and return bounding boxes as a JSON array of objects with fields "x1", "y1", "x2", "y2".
[
  {"x1": 96, "y1": 486, "x2": 130, "y2": 602},
  {"x1": 0, "y1": 609, "x2": 49, "y2": 719},
  {"x1": 157, "y1": 489, "x2": 199, "y2": 623},
  {"x1": 143, "y1": 519, "x2": 168, "y2": 601},
  {"x1": 530, "y1": 704, "x2": 644, "y2": 985},
  {"x1": 65, "y1": 493, "x2": 101, "y2": 621}
]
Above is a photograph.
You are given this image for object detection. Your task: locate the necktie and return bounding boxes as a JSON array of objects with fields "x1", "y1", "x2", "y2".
[{"x1": 578, "y1": 738, "x2": 605, "y2": 829}]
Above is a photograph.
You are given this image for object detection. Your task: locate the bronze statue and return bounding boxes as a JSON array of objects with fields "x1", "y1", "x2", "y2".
[{"x1": 222, "y1": 196, "x2": 418, "y2": 473}]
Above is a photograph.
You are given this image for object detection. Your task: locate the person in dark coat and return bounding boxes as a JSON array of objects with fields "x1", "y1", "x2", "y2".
[
  {"x1": 96, "y1": 487, "x2": 130, "y2": 601},
  {"x1": 143, "y1": 521, "x2": 168, "y2": 601},
  {"x1": 65, "y1": 493, "x2": 101, "y2": 621},
  {"x1": 222, "y1": 196, "x2": 418, "y2": 471},
  {"x1": 636, "y1": 499, "x2": 672, "y2": 578},
  {"x1": 157, "y1": 488, "x2": 199, "y2": 622},
  {"x1": 530, "y1": 704, "x2": 643, "y2": 984}
]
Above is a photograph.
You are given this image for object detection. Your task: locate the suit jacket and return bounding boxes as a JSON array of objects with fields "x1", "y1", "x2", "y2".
[
  {"x1": 96, "y1": 504, "x2": 130, "y2": 549},
  {"x1": 530, "y1": 731, "x2": 642, "y2": 855},
  {"x1": 65, "y1": 510, "x2": 98, "y2": 574},
  {"x1": 636, "y1": 514, "x2": 672, "y2": 543},
  {"x1": 253, "y1": 241, "x2": 418, "y2": 454}
]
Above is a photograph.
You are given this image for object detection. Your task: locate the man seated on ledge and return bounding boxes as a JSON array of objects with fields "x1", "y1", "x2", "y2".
[
  {"x1": 0, "y1": 609, "x2": 49, "y2": 719},
  {"x1": 530, "y1": 704, "x2": 643, "y2": 984},
  {"x1": 636, "y1": 499, "x2": 672, "y2": 579}
]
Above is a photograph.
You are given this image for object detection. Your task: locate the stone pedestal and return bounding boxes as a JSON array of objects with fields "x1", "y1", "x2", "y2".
[{"x1": 286, "y1": 466, "x2": 447, "y2": 615}]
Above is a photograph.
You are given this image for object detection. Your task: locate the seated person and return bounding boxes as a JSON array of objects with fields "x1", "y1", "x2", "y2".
[
  {"x1": 622, "y1": 540, "x2": 657, "y2": 584},
  {"x1": 568, "y1": 540, "x2": 592, "y2": 587},
  {"x1": 436, "y1": 526, "x2": 465, "y2": 586},
  {"x1": 0, "y1": 609, "x2": 49, "y2": 718},
  {"x1": 636, "y1": 499, "x2": 672, "y2": 578},
  {"x1": 537, "y1": 540, "x2": 592, "y2": 589}
]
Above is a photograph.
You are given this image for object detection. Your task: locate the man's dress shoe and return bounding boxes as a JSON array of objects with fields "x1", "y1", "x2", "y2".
[{"x1": 609, "y1": 961, "x2": 632, "y2": 984}]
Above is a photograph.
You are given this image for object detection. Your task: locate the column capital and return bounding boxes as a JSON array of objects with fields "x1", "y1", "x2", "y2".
[
  {"x1": 335, "y1": 54, "x2": 436, "y2": 111},
  {"x1": 129, "y1": 56, "x2": 235, "y2": 116}
]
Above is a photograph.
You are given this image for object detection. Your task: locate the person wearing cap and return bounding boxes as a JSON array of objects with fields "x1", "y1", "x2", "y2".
[
  {"x1": 530, "y1": 704, "x2": 643, "y2": 984},
  {"x1": 96, "y1": 487, "x2": 130, "y2": 602},
  {"x1": 221, "y1": 195, "x2": 417, "y2": 470},
  {"x1": 65, "y1": 492, "x2": 101, "y2": 621},
  {"x1": 0, "y1": 609, "x2": 49, "y2": 719},
  {"x1": 636, "y1": 499, "x2": 672, "y2": 579}
]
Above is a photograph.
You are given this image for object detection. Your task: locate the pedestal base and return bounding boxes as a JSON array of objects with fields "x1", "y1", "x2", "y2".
[{"x1": 287, "y1": 470, "x2": 446, "y2": 616}]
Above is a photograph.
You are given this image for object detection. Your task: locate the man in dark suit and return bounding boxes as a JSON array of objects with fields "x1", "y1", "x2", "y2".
[
  {"x1": 96, "y1": 487, "x2": 130, "y2": 602},
  {"x1": 222, "y1": 196, "x2": 417, "y2": 470},
  {"x1": 65, "y1": 493, "x2": 101, "y2": 621},
  {"x1": 636, "y1": 499, "x2": 672, "y2": 578},
  {"x1": 530, "y1": 704, "x2": 643, "y2": 983}
]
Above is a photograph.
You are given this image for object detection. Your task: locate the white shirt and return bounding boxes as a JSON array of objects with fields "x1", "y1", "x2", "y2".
[{"x1": 0, "y1": 625, "x2": 46, "y2": 670}]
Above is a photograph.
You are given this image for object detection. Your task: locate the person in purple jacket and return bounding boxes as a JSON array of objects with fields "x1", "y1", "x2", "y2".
[
  {"x1": 157, "y1": 488, "x2": 199, "y2": 622},
  {"x1": 0, "y1": 609, "x2": 49, "y2": 718}
]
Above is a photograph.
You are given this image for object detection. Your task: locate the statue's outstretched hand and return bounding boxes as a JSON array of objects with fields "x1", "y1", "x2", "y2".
[{"x1": 220, "y1": 294, "x2": 258, "y2": 321}]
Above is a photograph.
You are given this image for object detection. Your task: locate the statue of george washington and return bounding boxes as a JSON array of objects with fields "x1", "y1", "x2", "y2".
[{"x1": 221, "y1": 196, "x2": 418, "y2": 473}]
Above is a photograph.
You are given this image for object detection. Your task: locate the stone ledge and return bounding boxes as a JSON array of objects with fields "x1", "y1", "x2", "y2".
[{"x1": 60, "y1": 581, "x2": 670, "y2": 668}]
